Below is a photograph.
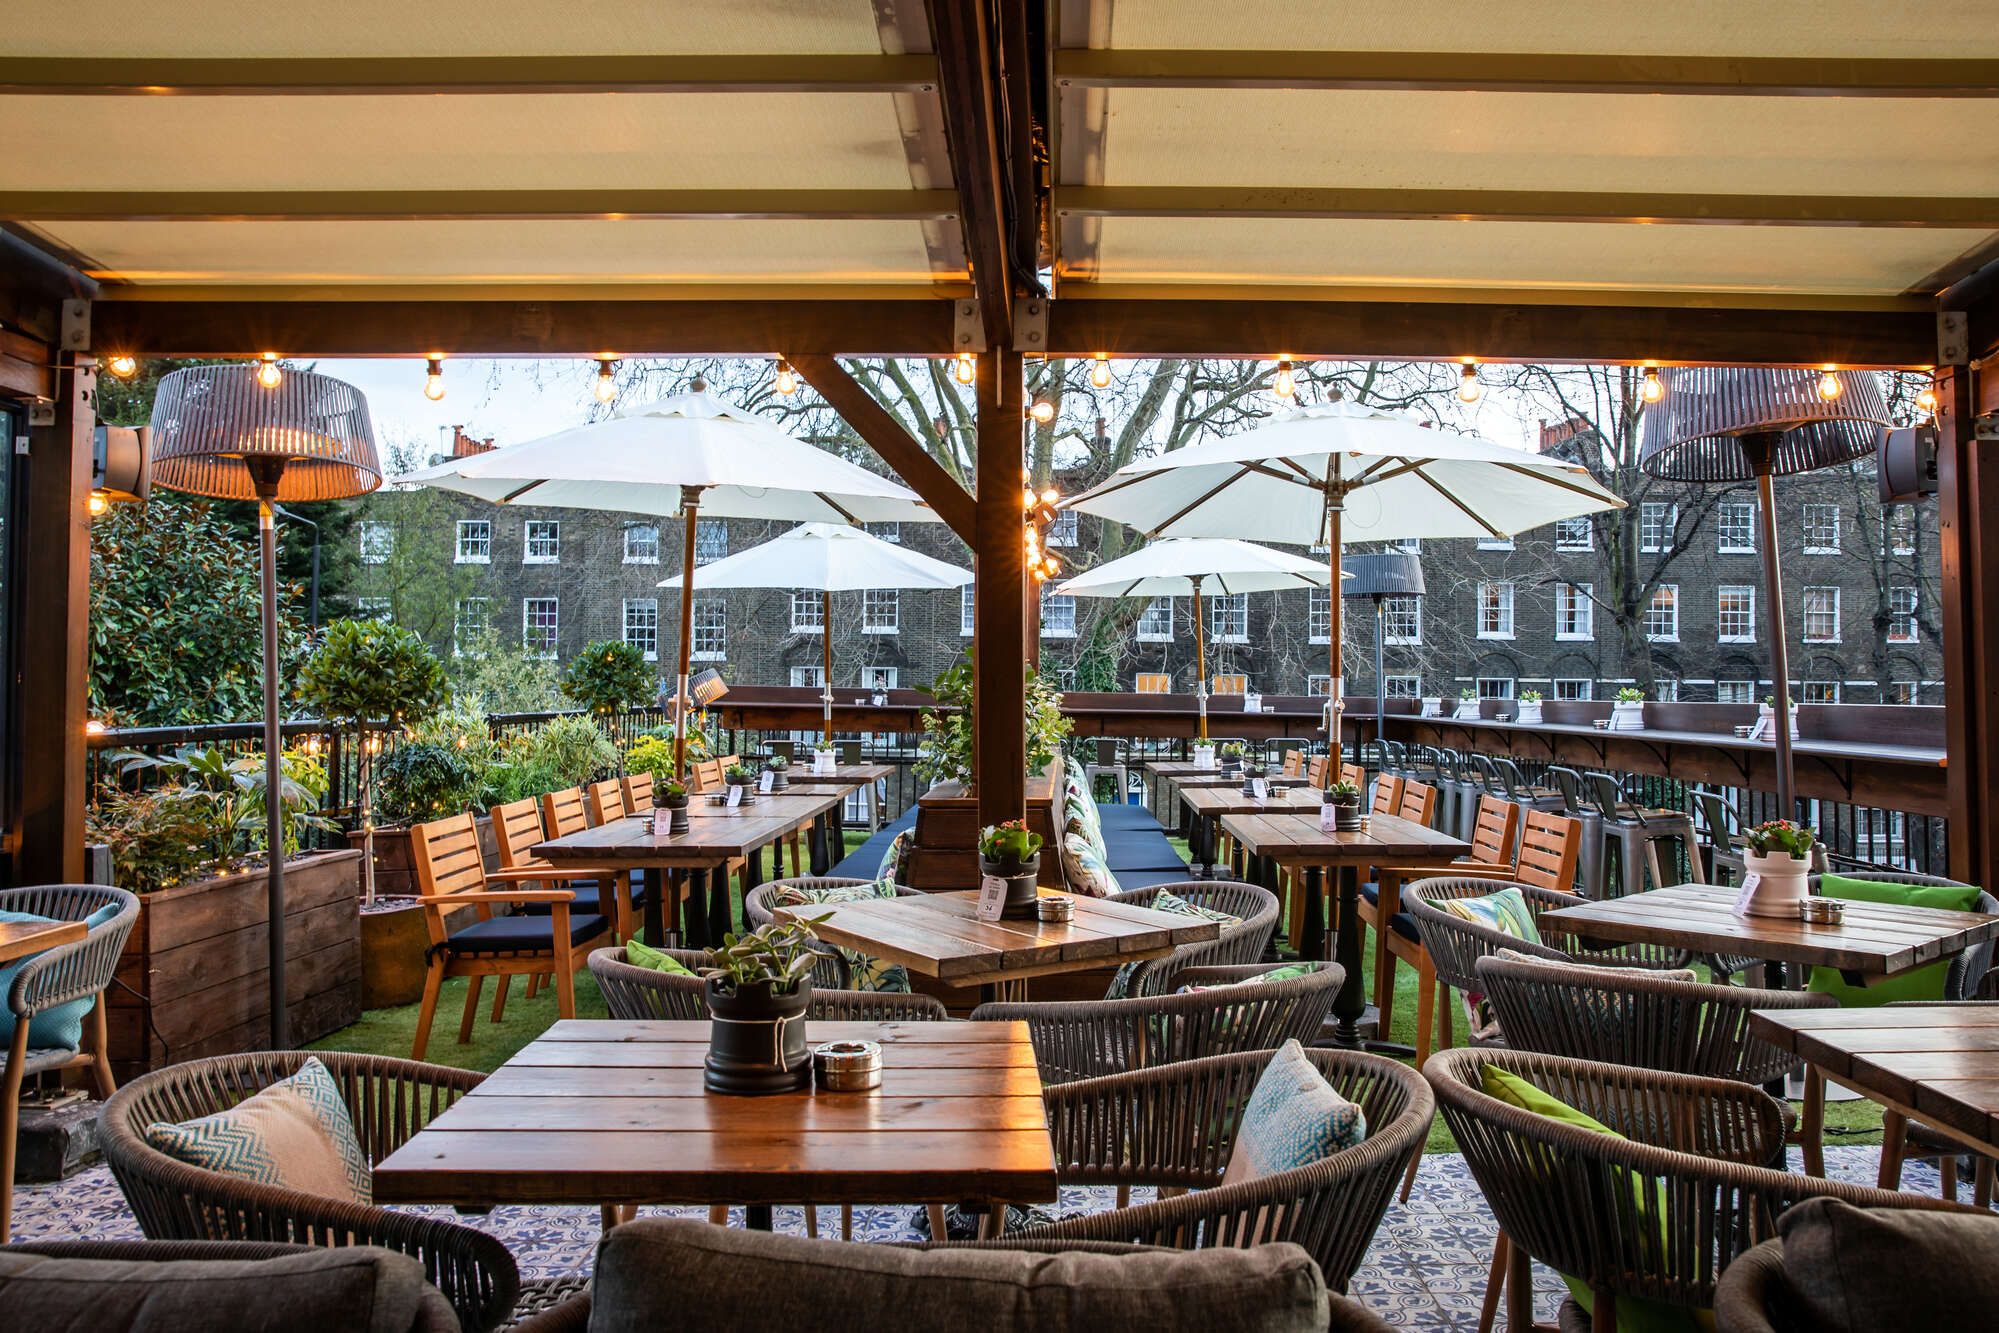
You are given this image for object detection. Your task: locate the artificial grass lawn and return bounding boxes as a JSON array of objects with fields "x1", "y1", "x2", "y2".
[{"x1": 314, "y1": 826, "x2": 1883, "y2": 1151}]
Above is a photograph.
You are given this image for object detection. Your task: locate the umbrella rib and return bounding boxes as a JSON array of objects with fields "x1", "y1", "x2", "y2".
[
  {"x1": 1150, "y1": 465, "x2": 1258, "y2": 536},
  {"x1": 1240, "y1": 459, "x2": 1322, "y2": 490},
  {"x1": 815, "y1": 492, "x2": 860, "y2": 524},
  {"x1": 1360, "y1": 458, "x2": 1429, "y2": 487},
  {"x1": 498, "y1": 479, "x2": 547, "y2": 504},
  {"x1": 1410, "y1": 464, "x2": 1507, "y2": 540},
  {"x1": 1493, "y1": 460, "x2": 1627, "y2": 507},
  {"x1": 1274, "y1": 457, "x2": 1320, "y2": 485}
]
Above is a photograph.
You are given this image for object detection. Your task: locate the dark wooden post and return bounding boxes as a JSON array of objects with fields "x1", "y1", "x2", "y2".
[
  {"x1": 974, "y1": 348, "x2": 1026, "y2": 827},
  {"x1": 1937, "y1": 362, "x2": 1999, "y2": 889},
  {"x1": 19, "y1": 344, "x2": 94, "y2": 884}
]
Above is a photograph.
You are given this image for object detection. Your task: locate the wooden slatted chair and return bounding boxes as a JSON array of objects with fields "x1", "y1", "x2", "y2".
[
  {"x1": 408, "y1": 812, "x2": 611, "y2": 1061},
  {"x1": 490, "y1": 798, "x2": 635, "y2": 945},
  {"x1": 1340, "y1": 762, "x2": 1366, "y2": 790},
  {"x1": 540, "y1": 786, "x2": 591, "y2": 839},
  {"x1": 689, "y1": 758, "x2": 724, "y2": 793},
  {"x1": 1369, "y1": 774, "x2": 1405, "y2": 815},
  {"x1": 1395, "y1": 779, "x2": 1439, "y2": 828},
  {"x1": 622, "y1": 770, "x2": 655, "y2": 811},
  {"x1": 1280, "y1": 749, "x2": 1303, "y2": 778},
  {"x1": 1305, "y1": 754, "x2": 1330, "y2": 787},
  {"x1": 585, "y1": 777, "x2": 627, "y2": 824}
]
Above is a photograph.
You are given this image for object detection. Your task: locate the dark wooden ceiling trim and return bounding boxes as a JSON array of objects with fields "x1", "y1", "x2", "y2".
[
  {"x1": 1052, "y1": 49, "x2": 1999, "y2": 97},
  {"x1": 5, "y1": 189, "x2": 961, "y2": 224},
  {"x1": 787, "y1": 352, "x2": 975, "y2": 541},
  {"x1": 1045, "y1": 298, "x2": 1936, "y2": 368}
]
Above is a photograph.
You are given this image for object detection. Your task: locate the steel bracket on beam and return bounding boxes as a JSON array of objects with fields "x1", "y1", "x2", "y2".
[
  {"x1": 60, "y1": 299, "x2": 89, "y2": 353},
  {"x1": 953, "y1": 300, "x2": 986, "y2": 354},
  {"x1": 1012, "y1": 296, "x2": 1049, "y2": 354},
  {"x1": 1939, "y1": 310, "x2": 1970, "y2": 365}
]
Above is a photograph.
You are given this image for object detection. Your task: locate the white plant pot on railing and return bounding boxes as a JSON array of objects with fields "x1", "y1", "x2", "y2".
[
  {"x1": 1734, "y1": 850, "x2": 1811, "y2": 918},
  {"x1": 1453, "y1": 700, "x2": 1482, "y2": 720},
  {"x1": 1749, "y1": 705, "x2": 1800, "y2": 742},
  {"x1": 1420, "y1": 697, "x2": 1444, "y2": 718},
  {"x1": 1515, "y1": 701, "x2": 1543, "y2": 725},
  {"x1": 1608, "y1": 701, "x2": 1646, "y2": 731},
  {"x1": 811, "y1": 748, "x2": 837, "y2": 775},
  {"x1": 1192, "y1": 742, "x2": 1217, "y2": 770}
]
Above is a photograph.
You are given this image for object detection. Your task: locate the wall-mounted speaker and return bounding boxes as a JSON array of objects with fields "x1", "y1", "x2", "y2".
[
  {"x1": 93, "y1": 424, "x2": 152, "y2": 503},
  {"x1": 1878, "y1": 424, "x2": 1936, "y2": 504}
]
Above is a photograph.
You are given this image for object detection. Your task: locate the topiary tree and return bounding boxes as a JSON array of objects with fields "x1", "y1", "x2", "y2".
[
  {"x1": 563, "y1": 640, "x2": 655, "y2": 716},
  {"x1": 296, "y1": 618, "x2": 449, "y2": 903}
]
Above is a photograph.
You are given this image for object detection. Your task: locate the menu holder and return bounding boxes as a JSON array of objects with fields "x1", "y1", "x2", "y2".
[
  {"x1": 1251, "y1": 777, "x2": 1269, "y2": 799},
  {"x1": 758, "y1": 770, "x2": 775, "y2": 794},
  {"x1": 726, "y1": 785, "x2": 744, "y2": 808},
  {"x1": 1319, "y1": 802, "x2": 1338, "y2": 832},
  {"x1": 976, "y1": 875, "x2": 1008, "y2": 922}
]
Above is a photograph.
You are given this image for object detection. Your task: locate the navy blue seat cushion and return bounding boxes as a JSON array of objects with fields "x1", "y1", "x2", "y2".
[
  {"x1": 1096, "y1": 803, "x2": 1163, "y2": 832},
  {"x1": 521, "y1": 875, "x2": 641, "y2": 917},
  {"x1": 829, "y1": 807, "x2": 919, "y2": 881},
  {"x1": 1101, "y1": 829, "x2": 1188, "y2": 874},
  {"x1": 1389, "y1": 911, "x2": 1419, "y2": 943},
  {"x1": 446, "y1": 912, "x2": 607, "y2": 956},
  {"x1": 1360, "y1": 882, "x2": 1380, "y2": 906},
  {"x1": 1110, "y1": 865, "x2": 1196, "y2": 892}
]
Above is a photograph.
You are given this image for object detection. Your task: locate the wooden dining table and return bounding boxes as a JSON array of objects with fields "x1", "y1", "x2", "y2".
[
  {"x1": 1178, "y1": 783, "x2": 1322, "y2": 875},
  {"x1": 1218, "y1": 809, "x2": 1470, "y2": 1047},
  {"x1": 373, "y1": 1018, "x2": 1057, "y2": 1233},
  {"x1": 1750, "y1": 1003, "x2": 1999, "y2": 1185},
  {"x1": 0, "y1": 917, "x2": 85, "y2": 965},
  {"x1": 773, "y1": 888, "x2": 1218, "y2": 1003}
]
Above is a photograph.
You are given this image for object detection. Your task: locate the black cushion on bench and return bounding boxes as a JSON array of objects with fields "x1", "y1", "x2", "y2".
[{"x1": 446, "y1": 912, "x2": 607, "y2": 956}]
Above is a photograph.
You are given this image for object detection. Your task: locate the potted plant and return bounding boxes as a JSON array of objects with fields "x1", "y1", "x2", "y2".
[
  {"x1": 1735, "y1": 820, "x2": 1816, "y2": 918},
  {"x1": 1610, "y1": 687, "x2": 1646, "y2": 731},
  {"x1": 1420, "y1": 695, "x2": 1444, "y2": 719},
  {"x1": 914, "y1": 647, "x2": 1071, "y2": 793},
  {"x1": 724, "y1": 762, "x2": 756, "y2": 803},
  {"x1": 1516, "y1": 689, "x2": 1544, "y2": 725},
  {"x1": 979, "y1": 819, "x2": 1045, "y2": 917},
  {"x1": 700, "y1": 917, "x2": 822, "y2": 1095},
  {"x1": 1219, "y1": 741, "x2": 1248, "y2": 776},
  {"x1": 1754, "y1": 693, "x2": 1801, "y2": 742},
  {"x1": 1192, "y1": 736, "x2": 1218, "y2": 769},
  {"x1": 656, "y1": 778, "x2": 690, "y2": 834},
  {"x1": 1453, "y1": 688, "x2": 1482, "y2": 720},
  {"x1": 563, "y1": 640, "x2": 656, "y2": 770},
  {"x1": 765, "y1": 753, "x2": 790, "y2": 791},
  {"x1": 1324, "y1": 779, "x2": 1364, "y2": 831}
]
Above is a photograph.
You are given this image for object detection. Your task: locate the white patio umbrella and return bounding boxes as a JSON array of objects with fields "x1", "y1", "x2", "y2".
[
  {"x1": 1054, "y1": 537, "x2": 1340, "y2": 739},
  {"x1": 661, "y1": 521, "x2": 972, "y2": 746},
  {"x1": 406, "y1": 383, "x2": 939, "y2": 771},
  {"x1": 1069, "y1": 397, "x2": 1623, "y2": 748}
]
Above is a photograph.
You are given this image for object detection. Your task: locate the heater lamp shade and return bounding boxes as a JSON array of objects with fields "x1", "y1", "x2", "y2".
[
  {"x1": 689, "y1": 669, "x2": 730, "y2": 707},
  {"x1": 1341, "y1": 551, "x2": 1425, "y2": 599},
  {"x1": 149, "y1": 364, "x2": 382, "y2": 502},
  {"x1": 1638, "y1": 366, "x2": 1887, "y2": 482}
]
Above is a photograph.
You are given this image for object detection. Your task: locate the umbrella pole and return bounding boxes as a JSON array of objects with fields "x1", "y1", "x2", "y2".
[
  {"x1": 256, "y1": 492, "x2": 290, "y2": 1049},
  {"x1": 1752, "y1": 456, "x2": 1798, "y2": 818},
  {"x1": 822, "y1": 588, "x2": 835, "y2": 750},
  {"x1": 1191, "y1": 574, "x2": 1208, "y2": 741},
  {"x1": 1325, "y1": 492, "x2": 1345, "y2": 781},
  {"x1": 672, "y1": 487, "x2": 703, "y2": 777},
  {"x1": 1374, "y1": 596, "x2": 1387, "y2": 770}
]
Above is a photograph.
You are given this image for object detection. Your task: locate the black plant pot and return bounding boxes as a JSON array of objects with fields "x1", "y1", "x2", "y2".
[
  {"x1": 1330, "y1": 799, "x2": 1363, "y2": 832},
  {"x1": 768, "y1": 771, "x2": 789, "y2": 791},
  {"x1": 660, "y1": 798, "x2": 690, "y2": 834},
  {"x1": 981, "y1": 854, "x2": 1041, "y2": 918},
  {"x1": 1221, "y1": 757, "x2": 1243, "y2": 776},
  {"x1": 704, "y1": 976, "x2": 813, "y2": 1095},
  {"x1": 726, "y1": 780, "x2": 756, "y2": 805}
]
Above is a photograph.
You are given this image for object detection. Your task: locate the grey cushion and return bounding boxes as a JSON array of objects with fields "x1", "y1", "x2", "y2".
[
  {"x1": 1775, "y1": 1198, "x2": 1999, "y2": 1331},
  {"x1": 587, "y1": 1219, "x2": 1329, "y2": 1332},
  {"x1": 0, "y1": 1243, "x2": 458, "y2": 1333}
]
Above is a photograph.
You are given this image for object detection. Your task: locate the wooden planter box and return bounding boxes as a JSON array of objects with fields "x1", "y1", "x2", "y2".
[
  {"x1": 901, "y1": 757, "x2": 1068, "y2": 893},
  {"x1": 109, "y1": 849, "x2": 363, "y2": 1082},
  {"x1": 348, "y1": 816, "x2": 495, "y2": 898}
]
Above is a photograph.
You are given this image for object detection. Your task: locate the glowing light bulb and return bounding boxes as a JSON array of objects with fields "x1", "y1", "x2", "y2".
[
  {"x1": 774, "y1": 359, "x2": 798, "y2": 396},
  {"x1": 87, "y1": 491, "x2": 108, "y2": 516},
  {"x1": 954, "y1": 351, "x2": 976, "y2": 385},
  {"x1": 1640, "y1": 365, "x2": 1665, "y2": 404},
  {"x1": 105, "y1": 354, "x2": 138, "y2": 380},
  {"x1": 595, "y1": 358, "x2": 618, "y2": 404},
  {"x1": 1029, "y1": 397, "x2": 1056, "y2": 424},
  {"x1": 256, "y1": 353, "x2": 283, "y2": 390},
  {"x1": 1916, "y1": 380, "x2": 1939, "y2": 416},
  {"x1": 1040, "y1": 487, "x2": 1059, "y2": 506},
  {"x1": 1457, "y1": 362, "x2": 1482, "y2": 404},
  {"x1": 1272, "y1": 360, "x2": 1296, "y2": 399},
  {"x1": 85, "y1": 718, "x2": 107, "y2": 736},
  {"x1": 1816, "y1": 366, "x2": 1843, "y2": 401},
  {"x1": 1090, "y1": 354, "x2": 1112, "y2": 389},
  {"x1": 423, "y1": 357, "x2": 446, "y2": 401}
]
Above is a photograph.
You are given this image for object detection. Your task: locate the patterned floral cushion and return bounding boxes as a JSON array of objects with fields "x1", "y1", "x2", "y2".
[
  {"x1": 1147, "y1": 889, "x2": 1241, "y2": 927},
  {"x1": 144, "y1": 1056, "x2": 371, "y2": 1206},
  {"x1": 1177, "y1": 962, "x2": 1321, "y2": 994},
  {"x1": 762, "y1": 881, "x2": 906, "y2": 993},
  {"x1": 1220, "y1": 1039, "x2": 1366, "y2": 1186},
  {"x1": 1060, "y1": 830, "x2": 1116, "y2": 899},
  {"x1": 1428, "y1": 886, "x2": 1542, "y2": 945},
  {"x1": 1062, "y1": 772, "x2": 1108, "y2": 861},
  {"x1": 877, "y1": 829, "x2": 914, "y2": 884}
]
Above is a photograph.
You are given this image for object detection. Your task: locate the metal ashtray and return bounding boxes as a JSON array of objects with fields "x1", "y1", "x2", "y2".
[
  {"x1": 1799, "y1": 898, "x2": 1845, "y2": 925},
  {"x1": 1592, "y1": 719, "x2": 1610, "y2": 730},
  {"x1": 1733, "y1": 724, "x2": 1754, "y2": 738},
  {"x1": 703, "y1": 792, "x2": 728, "y2": 805},
  {"x1": 814, "y1": 1040, "x2": 882, "y2": 1091},
  {"x1": 1037, "y1": 894, "x2": 1075, "y2": 923}
]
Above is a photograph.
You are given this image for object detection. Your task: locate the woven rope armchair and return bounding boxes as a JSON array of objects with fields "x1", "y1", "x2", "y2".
[
  {"x1": 1, "y1": 884, "x2": 138, "y2": 1240},
  {"x1": 744, "y1": 877, "x2": 924, "y2": 993},
  {"x1": 1809, "y1": 870, "x2": 1993, "y2": 997},
  {"x1": 1004, "y1": 1046, "x2": 1431, "y2": 1293},
  {"x1": 586, "y1": 947, "x2": 948, "y2": 1022},
  {"x1": 1406, "y1": 875, "x2": 1689, "y2": 996},
  {"x1": 1426, "y1": 1047, "x2": 1966, "y2": 1332},
  {"x1": 972, "y1": 962, "x2": 1344, "y2": 1086},
  {"x1": 98, "y1": 1050, "x2": 519, "y2": 1332},
  {"x1": 1106, "y1": 880, "x2": 1280, "y2": 996}
]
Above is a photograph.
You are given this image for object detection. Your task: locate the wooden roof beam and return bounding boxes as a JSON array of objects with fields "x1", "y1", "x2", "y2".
[
  {"x1": 5, "y1": 189, "x2": 961, "y2": 224},
  {"x1": 929, "y1": 0, "x2": 1027, "y2": 349}
]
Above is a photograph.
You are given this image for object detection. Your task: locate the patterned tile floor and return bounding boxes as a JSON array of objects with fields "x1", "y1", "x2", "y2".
[{"x1": 10, "y1": 1147, "x2": 1943, "y2": 1328}]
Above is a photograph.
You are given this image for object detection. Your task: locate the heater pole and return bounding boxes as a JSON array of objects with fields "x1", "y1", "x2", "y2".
[{"x1": 257, "y1": 491, "x2": 290, "y2": 1049}]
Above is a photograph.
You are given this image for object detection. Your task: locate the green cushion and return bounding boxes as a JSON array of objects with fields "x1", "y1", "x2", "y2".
[
  {"x1": 623, "y1": 939, "x2": 697, "y2": 976},
  {"x1": 1807, "y1": 876, "x2": 1984, "y2": 1007},
  {"x1": 1430, "y1": 886, "x2": 1542, "y2": 946}
]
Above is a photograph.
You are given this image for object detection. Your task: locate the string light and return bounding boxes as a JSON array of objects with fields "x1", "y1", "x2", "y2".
[
  {"x1": 773, "y1": 358, "x2": 798, "y2": 396},
  {"x1": 255, "y1": 352, "x2": 283, "y2": 390},
  {"x1": 1916, "y1": 376, "x2": 1939, "y2": 417},
  {"x1": 1640, "y1": 364, "x2": 1665, "y2": 404},
  {"x1": 1029, "y1": 396, "x2": 1056, "y2": 424},
  {"x1": 423, "y1": 357, "x2": 446, "y2": 401},
  {"x1": 954, "y1": 351, "x2": 976, "y2": 385},
  {"x1": 105, "y1": 354, "x2": 138, "y2": 380},
  {"x1": 1272, "y1": 360, "x2": 1296, "y2": 399},
  {"x1": 87, "y1": 491, "x2": 108, "y2": 516},
  {"x1": 1090, "y1": 353, "x2": 1112, "y2": 389},
  {"x1": 84, "y1": 719, "x2": 107, "y2": 736},
  {"x1": 594, "y1": 358, "x2": 618, "y2": 404},
  {"x1": 1816, "y1": 365, "x2": 1844, "y2": 402},
  {"x1": 1457, "y1": 361, "x2": 1482, "y2": 404}
]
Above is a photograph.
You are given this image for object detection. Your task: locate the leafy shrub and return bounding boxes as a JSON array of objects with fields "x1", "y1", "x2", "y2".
[
  {"x1": 563, "y1": 640, "x2": 655, "y2": 715},
  {"x1": 527, "y1": 714, "x2": 620, "y2": 788},
  {"x1": 916, "y1": 647, "x2": 1070, "y2": 791},
  {"x1": 376, "y1": 742, "x2": 482, "y2": 824},
  {"x1": 89, "y1": 745, "x2": 336, "y2": 891},
  {"x1": 296, "y1": 618, "x2": 448, "y2": 728},
  {"x1": 625, "y1": 734, "x2": 677, "y2": 789}
]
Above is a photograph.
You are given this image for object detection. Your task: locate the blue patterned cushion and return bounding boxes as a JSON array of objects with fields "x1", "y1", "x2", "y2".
[
  {"x1": 1177, "y1": 963, "x2": 1321, "y2": 994},
  {"x1": 877, "y1": 829, "x2": 914, "y2": 884},
  {"x1": 0, "y1": 902, "x2": 121, "y2": 1051},
  {"x1": 144, "y1": 1057, "x2": 371, "y2": 1205},
  {"x1": 1221, "y1": 1039, "x2": 1366, "y2": 1186},
  {"x1": 1147, "y1": 889, "x2": 1241, "y2": 927},
  {"x1": 1429, "y1": 886, "x2": 1542, "y2": 945}
]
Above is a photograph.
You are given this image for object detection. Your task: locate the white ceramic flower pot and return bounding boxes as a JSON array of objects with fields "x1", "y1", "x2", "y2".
[
  {"x1": 811, "y1": 748, "x2": 837, "y2": 775},
  {"x1": 1736, "y1": 850, "x2": 1811, "y2": 918},
  {"x1": 1453, "y1": 701, "x2": 1482, "y2": 720},
  {"x1": 1192, "y1": 743, "x2": 1217, "y2": 770},
  {"x1": 1515, "y1": 702, "x2": 1543, "y2": 725},
  {"x1": 1609, "y1": 701, "x2": 1646, "y2": 731},
  {"x1": 1752, "y1": 704, "x2": 1800, "y2": 741},
  {"x1": 1421, "y1": 698, "x2": 1444, "y2": 718}
]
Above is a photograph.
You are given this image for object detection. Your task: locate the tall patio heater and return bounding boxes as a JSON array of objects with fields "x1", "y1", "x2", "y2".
[
  {"x1": 149, "y1": 364, "x2": 382, "y2": 1047},
  {"x1": 1639, "y1": 367, "x2": 1886, "y2": 818},
  {"x1": 1341, "y1": 551, "x2": 1425, "y2": 761}
]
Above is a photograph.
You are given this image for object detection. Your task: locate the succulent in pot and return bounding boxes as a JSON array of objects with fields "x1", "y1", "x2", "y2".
[
  {"x1": 1614, "y1": 688, "x2": 1645, "y2": 703},
  {"x1": 700, "y1": 917, "x2": 824, "y2": 1094},
  {"x1": 1514, "y1": 689, "x2": 1545, "y2": 724},
  {"x1": 1325, "y1": 778, "x2": 1364, "y2": 830},
  {"x1": 724, "y1": 764, "x2": 754, "y2": 786},
  {"x1": 764, "y1": 754, "x2": 790, "y2": 790},
  {"x1": 656, "y1": 778, "x2": 690, "y2": 833},
  {"x1": 979, "y1": 819, "x2": 1044, "y2": 917},
  {"x1": 1218, "y1": 740, "x2": 1248, "y2": 774},
  {"x1": 1735, "y1": 820, "x2": 1817, "y2": 919}
]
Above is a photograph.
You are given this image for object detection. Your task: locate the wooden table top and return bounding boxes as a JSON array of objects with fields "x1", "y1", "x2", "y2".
[
  {"x1": 682, "y1": 790, "x2": 842, "y2": 821},
  {"x1": 779, "y1": 763, "x2": 895, "y2": 789},
  {"x1": 775, "y1": 889, "x2": 1217, "y2": 984},
  {"x1": 372, "y1": 1019, "x2": 1057, "y2": 1208},
  {"x1": 1147, "y1": 760, "x2": 1309, "y2": 789},
  {"x1": 1543, "y1": 884, "x2": 1999, "y2": 979},
  {"x1": 1181, "y1": 784, "x2": 1324, "y2": 817},
  {"x1": 533, "y1": 803, "x2": 832, "y2": 865},
  {"x1": 1217, "y1": 809, "x2": 1470, "y2": 865},
  {"x1": 1750, "y1": 1004, "x2": 1999, "y2": 1152},
  {"x1": 0, "y1": 918, "x2": 85, "y2": 965}
]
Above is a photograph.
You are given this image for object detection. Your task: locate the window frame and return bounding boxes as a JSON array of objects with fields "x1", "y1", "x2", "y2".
[
  {"x1": 622, "y1": 597, "x2": 660, "y2": 662},
  {"x1": 1716, "y1": 501, "x2": 1756, "y2": 554},
  {"x1": 454, "y1": 518, "x2": 491, "y2": 565},
  {"x1": 1801, "y1": 585, "x2": 1842, "y2": 643},
  {"x1": 1136, "y1": 596, "x2": 1174, "y2": 643},
  {"x1": 1639, "y1": 501, "x2": 1678, "y2": 554},
  {"x1": 790, "y1": 590, "x2": 824, "y2": 635},
  {"x1": 1382, "y1": 594, "x2": 1422, "y2": 645},
  {"x1": 1643, "y1": 584, "x2": 1680, "y2": 643},
  {"x1": 522, "y1": 596, "x2": 560, "y2": 657},
  {"x1": 1552, "y1": 678, "x2": 1593, "y2": 701},
  {"x1": 1553, "y1": 517, "x2": 1593, "y2": 552},
  {"x1": 523, "y1": 520, "x2": 560, "y2": 565},
  {"x1": 358, "y1": 520, "x2": 393, "y2": 565},
  {"x1": 452, "y1": 596, "x2": 489, "y2": 656},
  {"x1": 1888, "y1": 585, "x2": 1919, "y2": 643},
  {"x1": 1041, "y1": 592, "x2": 1078, "y2": 639},
  {"x1": 862, "y1": 588, "x2": 900, "y2": 635},
  {"x1": 1476, "y1": 580, "x2": 1515, "y2": 640},
  {"x1": 1555, "y1": 582, "x2": 1593, "y2": 641},
  {"x1": 1717, "y1": 585, "x2": 1757, "y2": 644},
  {"x1": 1307, "y1": 587, "x2": 1331, "y2": 645},
  {"x1": 1208, "y1": 592, "x2": 1249, "y2": 644},
  {"x1": 623, "y1": 523, "x2": 660, "y2": 565},
  {"x1": 1801, "y1": 503, "x2": 1842, "y2": 555}
]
